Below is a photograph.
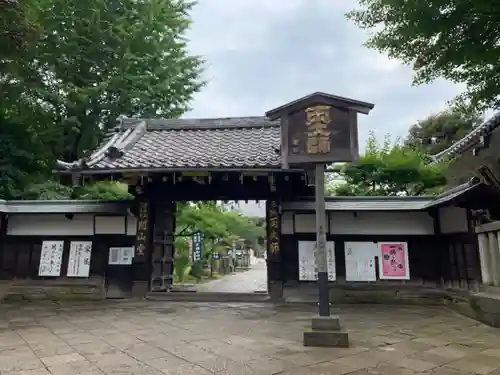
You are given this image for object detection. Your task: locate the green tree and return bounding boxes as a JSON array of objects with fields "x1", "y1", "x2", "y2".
[
  {"x1": 174, "y1": 236, "x2": 191, "y2": 283},
  {"x1": 0, "y1": 113, "x2": 49, "y2": 199},
  {"x1": 333, "y1": 133, "x2": 447, "y2": 196},
  {"x1": 347, "y1": 1, "x2": 500, "y2": 111},
  {"x1": 0, "y1": 0, "x2": 204, "y2": 198},
  {"x1": 74, "y1": 181, "x2": 132, "y2": 200},
  {"x1": 14, "y1": 0, "x2": 204, "y2": 162},
  {"x1": 405, "y1": 108, "x2": 483, "y2": 155},
  {"x1": 1, "y1": 0, "x2": 39, "y2": 67},
  {"x1": 0, "y1": 0, "x2": 55, "y2": 199},
  {"x1": 19, "y1": 180, "x2": 73, "y2": 200}
]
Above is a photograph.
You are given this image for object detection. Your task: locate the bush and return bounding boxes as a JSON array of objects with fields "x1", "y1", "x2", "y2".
[
  {"x1": 189, "y1": 260, "x2": 204, "y2": 283},
  {"x1": 174, "y1": 253, "x2": 190, "y2": 283}
]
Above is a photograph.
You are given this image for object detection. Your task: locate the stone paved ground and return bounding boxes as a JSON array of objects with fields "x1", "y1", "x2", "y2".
[
  {"x1": 0, "y1": 301, "x2": 500, "y2": 375},
  {"x1": 192, "y1": 258, "x2": 267, "y2": 293}
]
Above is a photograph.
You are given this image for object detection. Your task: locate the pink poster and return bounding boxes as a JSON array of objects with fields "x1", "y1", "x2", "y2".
[{"x1": 381, "y1": 243, "x2": 407, "y2": 277}]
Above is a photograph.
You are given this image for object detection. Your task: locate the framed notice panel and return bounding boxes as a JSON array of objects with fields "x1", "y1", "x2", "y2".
[
  {"x1": 344, "y1": 242, "x2": 377, "y2": 282},
  {"x1": 108, "y1": 247, "x2": 134, "y2": 265},
  {"x1": 38, "y1": 241, "x2": 64, "y2": 277},
  {"x1": 298, "y1": 241, "x2": 336, "y2": 281},
  {"x1": 377, "y1": 242, "x2": 410, "y2": 280},
  {"x1": 67, "y1": 241, "x2": 92, "y2": 277}
]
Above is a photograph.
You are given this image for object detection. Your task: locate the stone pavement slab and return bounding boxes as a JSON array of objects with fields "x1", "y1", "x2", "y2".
[{"x1": 0, "y1": 301, "x2": 499, "y2": 374}]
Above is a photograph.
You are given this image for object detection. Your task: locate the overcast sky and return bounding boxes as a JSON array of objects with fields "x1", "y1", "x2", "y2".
[{"x1": 185, "y1": 0, "x2": 466, "y2": 148}]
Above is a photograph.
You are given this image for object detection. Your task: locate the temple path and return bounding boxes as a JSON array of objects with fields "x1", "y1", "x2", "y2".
[{"x1": 192, "y1": 258, "x2": 268, "y2": 293}]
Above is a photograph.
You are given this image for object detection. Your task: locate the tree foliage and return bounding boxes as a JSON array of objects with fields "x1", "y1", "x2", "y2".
[
  {"x1": 17, "y1": 180, "x2": 133, "y2": 200},
  {"x1": 0, "y1": 113, "x2": 49, "y2": 199},
  {"x1": 176, "y1": 202, "x2": 265, "y2": 247},
  {"x1": 173, "y1": 202, "x2": 266, "y2": 280},
  {"x1": 21, "y1": 0, "x2": 204, "y2": 162},
  {"x1": 332, "y1": 133, "x2": 447, "y2": 196},
  {"x1": 405, "y1": 108, "x2": 483, "y2": 155},
  {"x1": 0, "y1": 0, "x2": 204, "y2": 199},
  {"x1": 347, "y1": 0, "x2": 500, "y2": 111}
]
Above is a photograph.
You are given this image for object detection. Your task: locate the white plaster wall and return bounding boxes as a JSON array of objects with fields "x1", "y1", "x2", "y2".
[
  {"x1": 439, "y1": 206, "x2": 468, "y2": 234},
  {"x1": 94, "y1": 216, "x2": 126, "y2": 234},
  {"x1": 328, "y1": 211, "x2": 434, "y2": 235},
  {"x1": 281, "y1": 212, "x2": 294, "y2": 234},
  {"x1": 127, "y1": 215, "x2": 137, "y2": 235},
  {"x1": 7, "y1": 214, "x2": 94, "y2": 236},
  {"x1": 295, "y1": 212, "x2": 434, "y2": 235},
  {"x1": 7, "y1": 213, "x2": 137, "y2": 236},
  {"x1": 294, "y1": 214, "x2": 330, "y2": 233}
]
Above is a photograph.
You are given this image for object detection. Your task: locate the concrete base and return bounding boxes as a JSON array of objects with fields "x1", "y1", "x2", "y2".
[
  {"x1": 303, "y1": 329, "x2": 349, "y2": 347},
  {"x1": 268, "y1": 281, "x2": 284, "y2": 301},
  {"x1": 311, "y1": 315, "x2": 341, "y2": 331},
  {"x1": 132, "y1": 281, "x2": 149, "y2": 297},
  {"x1": 303, "y1": 315, "x2": 349, "y2": 347}
]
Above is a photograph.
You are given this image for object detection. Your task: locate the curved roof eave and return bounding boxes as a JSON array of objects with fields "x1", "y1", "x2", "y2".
[
  {"x1": 55, "y1": 121, "x2": 148, "y2": 171},
  {"x1": 432, "y1": 111, "x2": 500, "y2": 163}
]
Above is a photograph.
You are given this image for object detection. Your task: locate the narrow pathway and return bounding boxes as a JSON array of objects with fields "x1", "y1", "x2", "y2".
[{"x1": 193, "y1": 259, "x2": 268, "y2": 293}]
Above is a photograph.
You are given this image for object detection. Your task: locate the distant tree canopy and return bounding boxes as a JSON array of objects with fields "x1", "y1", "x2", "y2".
[
  {"x1": 347, "y1": 0, "x2": 500, "y2": 111},
  {"x1": 331, "y1": 133, "x2": 448, "y2": 196},
  {"x1": 405, "y1": 108, "x2": 483, "y2": 155},
  {"x1": 176, "y1": 202, "x2": 265, "y2": 248}
]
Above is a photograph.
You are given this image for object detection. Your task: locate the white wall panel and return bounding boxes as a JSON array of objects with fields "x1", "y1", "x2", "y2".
[
  {"x1": 439, "y1": 206, "x2": 468, "y2": 234},
  {"x1": 7, "y1": 214, "x2": 94, "y2": 236},
  {"x1": 344, "y1": 242, "x2": 378, "y2": 281},
  {"x1": 94, "y1": 216, "x2": 125, "y2": 234},
  {"x1": 127, "y1": 215, "x2": 137, "y2": 235},
  {"x1": 281, "y1": 212, "x2": 294, "y2": 234},
  {"x1": 329, "y1": 211, "x2": 434, "y2": 235},
  {"x1": 294, "y1": 214, "x2": 329, "y2": 233}
]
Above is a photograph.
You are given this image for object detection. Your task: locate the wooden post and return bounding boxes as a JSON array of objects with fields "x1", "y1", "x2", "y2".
[{"x1": 314, "y1": 164, "x2": 330, "y2": 316}]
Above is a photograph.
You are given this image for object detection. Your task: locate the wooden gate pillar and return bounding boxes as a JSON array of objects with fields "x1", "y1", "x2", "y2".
[
  {"x1": 150, "y1": 199, "x2": 176, "y2": 292},
  {"x1": 131, "y1": 198, "x2": 153, "y2": 297},
  {"x1": 266, "y1": 198, "x2": 283, "y2": 300}
]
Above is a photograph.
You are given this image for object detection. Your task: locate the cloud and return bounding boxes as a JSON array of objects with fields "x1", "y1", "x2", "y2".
[{"x1": 185, "y1": 0, "x2": 465, "y2": 150}]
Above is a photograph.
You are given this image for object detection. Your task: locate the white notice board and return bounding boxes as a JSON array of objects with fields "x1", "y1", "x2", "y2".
[
  {"x1": 67, "y1": 241, "x2": 92, "y2": 277},
  {"x1": 344, "y1": 242, "x2": 377, "y2": 282},
  {"x1": 298, "y1": 241, "x2": 336, "y2": 281},
  {"x1": 38, "y1": 241, "x2": 64, "y2": 277},
  {"x1": 108, "y1": 247, "x2": 134, "y2": 265}
]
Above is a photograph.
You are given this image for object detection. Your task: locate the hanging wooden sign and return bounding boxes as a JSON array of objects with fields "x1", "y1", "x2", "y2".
[{"x1": 265, "y1": 92, "x2": 374, "y2": 166}]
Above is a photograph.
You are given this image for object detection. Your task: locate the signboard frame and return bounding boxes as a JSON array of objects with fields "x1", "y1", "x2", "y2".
[{"x1": 67, "y1": 241, "x2": 92, "y2": 277}]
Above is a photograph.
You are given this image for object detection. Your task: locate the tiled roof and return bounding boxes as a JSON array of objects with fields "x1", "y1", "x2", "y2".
[
  {"x1": 424, "y1": 181, "x2": 478, "y2": 208},
  {"x1": 432, "y1": 111, "x2": 500, "y2": 162},
  {"x1": 284, "y1": 181, "x2": 484, "y2": 211},
  {"x1": 56, "y1": 117, "x2": 281, "y2": 172},
  {"x1": 283, "y1": 196, "x2": 434, "y2": 211},
  {"x1": 0, "y1": 182, "x2": 486, "y2": 213},
  {"x1": 1, "y1": 200, "x2": 132, "y2": 214}
]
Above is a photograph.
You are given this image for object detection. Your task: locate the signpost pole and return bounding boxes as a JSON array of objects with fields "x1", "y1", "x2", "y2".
[
  {"x1": 314, "y1": 163, "x2": 330, "y2": 316},
  {"x1": 265, "y1": 91, "x2": 375, "y2": 348}
]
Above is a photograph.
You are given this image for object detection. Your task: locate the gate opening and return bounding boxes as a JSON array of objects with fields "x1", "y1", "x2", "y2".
[{"x1": 171, "y1": 200, "x2": 268, "y2": 294}]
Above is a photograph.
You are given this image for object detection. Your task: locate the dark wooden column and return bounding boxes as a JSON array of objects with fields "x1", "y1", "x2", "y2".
[
  {"x1": 266, "y1": 198, "x2": 283, "y2": 300},
  {"x1": 150, "y1": 199, "x2": 176, "y2": 292},
  {"x1": 0, "y1": 213, "x2": 6, "y2": 277},
  {"x1": 131, "y1": 198, "x2": 153, "y2": 297},
  {"x1": 430, "y1": 208, "x2": 444, "y2": 287}
]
